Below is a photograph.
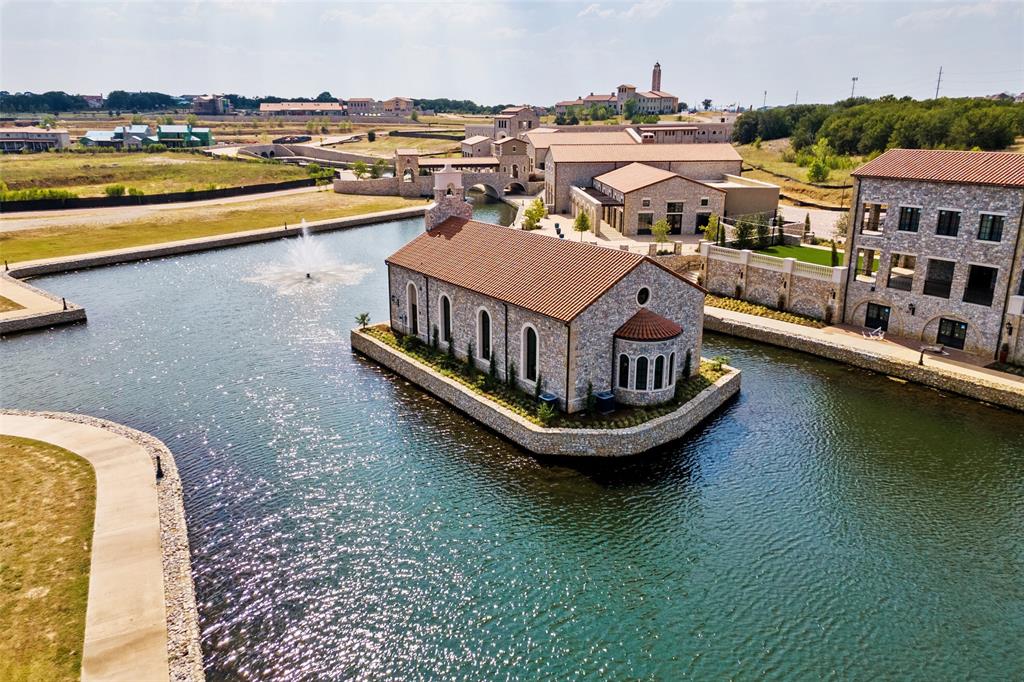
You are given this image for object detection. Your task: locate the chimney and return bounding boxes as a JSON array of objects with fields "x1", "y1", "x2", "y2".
[{"x1": 425, "y1": 163, "x2": 473, "y2": 231}]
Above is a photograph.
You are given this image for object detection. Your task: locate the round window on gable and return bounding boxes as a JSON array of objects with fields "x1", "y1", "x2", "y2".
[{"x1": 637, "y1": 287, "x2": 650, "y2": 305}]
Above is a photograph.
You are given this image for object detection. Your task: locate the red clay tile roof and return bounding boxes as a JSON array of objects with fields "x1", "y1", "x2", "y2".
[
  {"x1": 852, "y1": 148, "x2": 1024, "y2": 188},
  {"x1": 386, "y1": 218, "x2": 701, "y2": 322},
  {"x1": 615, "y1": 308, "x2": 683, "y2": 341}
]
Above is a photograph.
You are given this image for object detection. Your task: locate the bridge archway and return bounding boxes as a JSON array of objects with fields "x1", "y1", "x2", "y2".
[
  {"x1": 468, "y1": 183, "x2": 502, "y2": 199},
  {"x1": 505, "y1": 182, "x2": 527, "y2": 195}
]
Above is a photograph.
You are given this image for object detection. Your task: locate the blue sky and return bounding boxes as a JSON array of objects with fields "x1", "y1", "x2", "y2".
[{"x1": 2, "y1": 0, "x2": 1022, "y2": 107}]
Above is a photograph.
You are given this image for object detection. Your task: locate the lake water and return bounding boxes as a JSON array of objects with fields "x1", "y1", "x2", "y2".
[{"x1": 2, "y1": 195, "x2": 1021, "y2": 679}]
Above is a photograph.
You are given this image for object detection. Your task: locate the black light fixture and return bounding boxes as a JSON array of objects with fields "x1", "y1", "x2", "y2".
[
  {"x1": 908, "y1": 303, "x2": 916, "y2": 316},
  {"x1": 1007, "y1": 321, "x2": 1014, "y2": 336}
]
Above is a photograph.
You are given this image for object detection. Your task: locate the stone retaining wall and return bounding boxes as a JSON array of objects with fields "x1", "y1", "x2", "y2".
[
  {"x1": 2, "y1": 206, "x2": 428, "y2": 334},
  {"x1": 351, "y1": 327, "x2": 741, "y2": 456},
  {"x1": 703, "y1": 309, "x2": 1024, "y2": 412}
]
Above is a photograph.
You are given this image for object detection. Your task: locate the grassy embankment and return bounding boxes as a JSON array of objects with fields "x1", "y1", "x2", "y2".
[
  {"x1": 0, "y1": 295, "x2": 25, "y2": 312},
  {"x1": 736, "y1": 139, "x2": 861, "y2": 209},
  {"x1": 0, "y1": 151, "x2": 308, "y2": 197},
  {"x1": 0, "y1": 190, "x2": 424, "y2": 263},
  {"x1": 0, "y1": 436, "x2": 95, "y2": 682}
]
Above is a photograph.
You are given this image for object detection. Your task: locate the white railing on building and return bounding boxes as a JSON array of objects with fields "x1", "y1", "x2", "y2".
[
  {"x1": 750, "y1": 252, "x2": 785, "y2": 272},
  {"x1": 792, "y1": 261, "x2": 835, "y2": 281}
]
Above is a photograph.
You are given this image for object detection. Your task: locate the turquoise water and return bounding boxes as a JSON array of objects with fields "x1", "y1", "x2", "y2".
[{"x1": 2, "y1": 196, "x2": 1022, "y2": 679}]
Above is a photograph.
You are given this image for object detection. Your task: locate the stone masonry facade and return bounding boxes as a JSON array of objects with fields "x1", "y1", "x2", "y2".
[
  {"x1": 547, "y1": 159, "x2": 742, "y2": 214},
  {"x1": 388, "y1": 259, "x2": 705, "y2": 413},
  {"x1": 589, "y1": 174, "x2": 726, "y2": 237},
  {"x1": 842, "y1": 177, "x2": 1024, "y2": 358}
]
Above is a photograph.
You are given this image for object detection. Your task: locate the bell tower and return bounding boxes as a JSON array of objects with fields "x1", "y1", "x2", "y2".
[
  {"x1": 425, "y1": 163, "x2": 473, "y2": 231},
  {"x1": 652, "y1": 61, "x2": 662, "y2": 91}
]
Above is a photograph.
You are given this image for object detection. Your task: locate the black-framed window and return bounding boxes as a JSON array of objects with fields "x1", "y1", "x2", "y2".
[
  {"x1": 637, "y1": 212, "x2": 654, "y2": 235},
  {"x1": 667, "y1": 201, "x2": 684, "y2": 214},
  {"x1": 478, "y1": 309, "x2": 491, "y2": 359},
  {"x1": 897, "y1": 207, "x2": 920, "y2": 232},
  {"x1": 618, "y1": 354, "x2": 630, "y2": 389},
  {"x1": 923, "y1": 259, "x2": 955, "y2": 298},
  {"x1": 977, "y1": 214, "x2": 1004, "y2": 242},
  {"x1": 936, "y1": 210, "x2": 960, "y2": 237},
  {"x1": 963, "y1": 265, "x2": 997, "y2": 307},
  {"x1": 441, "y1": 296, "x2": 452, "y2": 342},
  {"x1": 865, "y1": 303, "x2": 890, "y2": 331},
  {"x1": 635, "y1": 356, "x2": 648, "y2": 390},
  {"x1": 937, "y1": 318, "x2": 968, "y2": 350}
]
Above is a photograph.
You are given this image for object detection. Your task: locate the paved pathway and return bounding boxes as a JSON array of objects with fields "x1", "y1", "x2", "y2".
[
  {"x1": 779, "y1": 205, "x2": 845, "y2": 239},
  {"x1": 0, "y1": 412, "x2": 170, "y2": 681},
  {"x1": 706, "y1": 305, "x2": 1024, "y2": 394}
]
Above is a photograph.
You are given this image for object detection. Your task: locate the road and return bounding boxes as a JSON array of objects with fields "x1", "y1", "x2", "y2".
[{"x1": 0, "y1": 185, "x2": 325, "y2": 232}]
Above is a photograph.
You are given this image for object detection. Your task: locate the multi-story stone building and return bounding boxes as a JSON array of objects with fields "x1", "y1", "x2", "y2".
[
  {"x1": 571, "y1": 163, "x2": 727, "y2": 237},
  {"x1": 385, "y1": 168, "x2": 707, "y2": 412},
  {"x1": 492, "y1": 106, "x2": 539, "y2": 140},
  {"x1": 544, "y1": 143, "x2": 744, "y2": 213},
  {"x1": 843, "y1": 148, "x2": 1024, "y2": 363}
]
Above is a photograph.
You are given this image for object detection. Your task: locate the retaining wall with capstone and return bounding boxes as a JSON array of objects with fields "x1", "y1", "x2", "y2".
[{"x1": 351, "y1": 326, "x2": 741, "y2": 457}]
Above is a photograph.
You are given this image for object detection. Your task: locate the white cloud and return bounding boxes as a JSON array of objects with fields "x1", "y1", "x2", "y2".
[
  {"x1": 578, "y1": 0, "x2": 670, "y2": 20},
  {"x1": 894, "y1": 1, "x2": 1001, "y2": 28}
]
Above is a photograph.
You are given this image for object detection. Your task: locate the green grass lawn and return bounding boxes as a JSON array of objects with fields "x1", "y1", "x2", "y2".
[
  {"x1": 0, "y1": 190, "x2": 425, "y2": 263},
  {"x1": 0, "y1": 151, "x2": 309, "y2": 197},
  {"x1": 754, "y1": 244, "x2": 841, "y2": 266},
  {"x1": 0, "y1": 294, "x2": 25, "y2": 313},
  {"x1": 0, "y1": 436, "x2": 95, "y2": 682}
]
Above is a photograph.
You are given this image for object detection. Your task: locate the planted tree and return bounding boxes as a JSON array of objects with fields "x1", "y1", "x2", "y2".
[
  {"x1": 355, "y1": 312, "x2": 371, "y2": 329},
  {"x1": 755, "y1": 214, "x2": 770, "y2": 249},
  {"x1": 367, "y1": 130, "x2": 376, "y2": 142},
  {"x1": 466, "y1": 341, "x2": 475, "y2": 371},
  {"x1": 370, "y1": 159, "x2": 386, "y2": 179},
  {"x1": 507, "y1": 361, "x2": 517, "y2": 388},
  {"x1": 702, "y1": 98, "x2": 713, "y2": 110},
  {"x1": 830, "y1": 241, "x2": 839, "y2": 267},
  {"x1": 534, "y1": 373, "x2": 543, "y2": 401},
  {"x1": 186, "y1": 113, "x2": 198, "y2": 126},
  {"x1": 573, "y1": 211, "x2": 591, "y2": 241},
  {"x1": 651, "y1": 218, "x2": 671, "y2": 245},
  {"x1": 523, "y1": 197, "x2": 546, "y2": 230},
  {"x1": 351, "y1": 161, "x2": 369, "y2": 179},
  {"x1": 431, "y1": 324, "x2": 439, "y2": 350},
  {"x1": 804, "y1": 212, "x2": 811, "y2": 235},
  {"x1": 734, "y1": 219, "x2": 754, "y2": 249}
]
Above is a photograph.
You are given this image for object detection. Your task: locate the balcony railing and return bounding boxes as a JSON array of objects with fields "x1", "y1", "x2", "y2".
[{"x1": 962, "y1": 288, "x2": 994, "y2": 307}]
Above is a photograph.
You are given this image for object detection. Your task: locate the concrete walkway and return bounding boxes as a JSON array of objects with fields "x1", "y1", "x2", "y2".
[
  {"x1": 0, "y1": 412, "x2": 170, "y2": 681},
  {"x1": 705, "y1": 305, "x2": 1024, "y2": 409}
]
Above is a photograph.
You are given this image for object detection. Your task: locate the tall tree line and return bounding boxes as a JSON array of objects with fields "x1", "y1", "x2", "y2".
[{"x1": 733, "y1": 96, "x2": 1024, "y2": 154}]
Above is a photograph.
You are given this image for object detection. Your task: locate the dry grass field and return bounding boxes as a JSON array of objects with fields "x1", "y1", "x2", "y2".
[
  {"x1": 0, "y1": 435, "x2": 95, "y2": 682},
  {"x1": 0, "y1": 189, "x2": 424, "y2": 262},
  {"x1": 0, "y1": 151, "x2": 308, "y2": 196}
]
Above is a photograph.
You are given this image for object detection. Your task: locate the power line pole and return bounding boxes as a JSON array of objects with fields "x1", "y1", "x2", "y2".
[
  {"x1": 935, "y1": 66, "x2": 943, "y2": 99},
  {"x1": 763, "y1": 90, "x2": 767, "y2": 108},
  {"x1": 795, "y1": 90, "x2": 799, "y2": 105},
  {"x1": 850, "y1": 76, "x2": 858, "y2": 98}
]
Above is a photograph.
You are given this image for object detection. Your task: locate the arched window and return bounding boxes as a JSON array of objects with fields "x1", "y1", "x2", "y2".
[
  {"x1": 668, "y1": 352, "x2": 675, "y2": 385},
  {"x1": 618, "y1": 354, "x2": 630, "y2": 389},
  {"x1": 523, "y1": 326, "x2": 538, "y2": 382},
  {"x1": 441, "y1": 295, "x2": 452, "y2": 343},
  {"x1": 478, "y1": 309, "x2": 491, "y2": 360},
  {"x1": 407, "y1": 282, "x2": 419, "y2": 336},
  {"x1": 654, "y1": 355, "x2": 665, "y2": 389},
  {"x1": 635, "y1": 356, "x2": 648, "y2": 390}
]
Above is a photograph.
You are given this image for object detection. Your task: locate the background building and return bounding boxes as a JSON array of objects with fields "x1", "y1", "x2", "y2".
[{"x1": 0, "y1": 126, "x2": 69, "y2": 152}]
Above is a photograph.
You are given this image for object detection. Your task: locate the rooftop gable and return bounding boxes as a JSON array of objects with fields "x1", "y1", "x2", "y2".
[
  {"x1": 386, "y1": 218, "x2": 701, "y2": 322},
  {"x1": 852, "y1": 148, "x2": 1024, "y2": 188},
  {"x1": 548, "y1": 142, "x2": 742, "y2": 164}
]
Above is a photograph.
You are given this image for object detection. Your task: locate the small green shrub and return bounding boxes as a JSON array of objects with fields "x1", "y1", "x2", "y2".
[
  {"x1": 537, "y1": 403, "x2": 556, "y2": 426},
  {"x1": 104, "y1": 184, "x2": 126, "y2": 197}
]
